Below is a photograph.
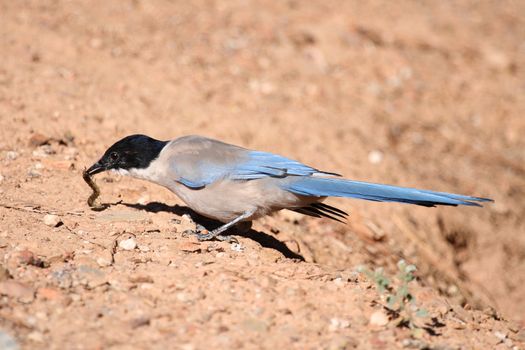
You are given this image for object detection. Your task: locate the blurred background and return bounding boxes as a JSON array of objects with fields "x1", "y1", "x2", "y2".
[{"x1": 1, "y1": 0, "x2": 524, "y2": 324}]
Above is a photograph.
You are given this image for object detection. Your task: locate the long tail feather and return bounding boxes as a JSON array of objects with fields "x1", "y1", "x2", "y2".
[
  {"x1": 291, "y1": 202, "x2": 348, "y2": 223},
  {"x1": 284, "y1": 177, "x2": 492, "y2": 207},
  {"x1": 311, "y1": 203, "x2": 348, "y2": 219}
]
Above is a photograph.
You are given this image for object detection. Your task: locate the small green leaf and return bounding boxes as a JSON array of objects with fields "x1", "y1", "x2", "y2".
[
  {"x1": 387, "y1": 295, "x2": 396, "y2": 308},
  {"x1": 415, "y1": 309, "x2": 428, "y2": 318}
]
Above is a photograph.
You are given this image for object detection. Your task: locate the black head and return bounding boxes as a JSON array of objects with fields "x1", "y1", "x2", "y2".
[{"x1": 87, "y1": 134, "x2": 168, "y2": 175}]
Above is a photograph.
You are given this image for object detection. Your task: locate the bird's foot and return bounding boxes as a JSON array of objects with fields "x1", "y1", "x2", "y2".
[
  {"x1": 184, "y1": 225, "x2": 239, "y2": 243},
  {"x1": 213, "y1": 234, "x2": 239, "y2": 244}
]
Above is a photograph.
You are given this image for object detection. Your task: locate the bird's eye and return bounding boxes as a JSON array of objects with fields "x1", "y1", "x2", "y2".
[{"x1": 110, "y1": 152, "x2": 119, "y2": 161}]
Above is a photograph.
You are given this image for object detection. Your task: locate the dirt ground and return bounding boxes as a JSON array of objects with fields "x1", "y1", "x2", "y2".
[{"x1": 1, "y1": 0, "x2": 524, "y2": 349}]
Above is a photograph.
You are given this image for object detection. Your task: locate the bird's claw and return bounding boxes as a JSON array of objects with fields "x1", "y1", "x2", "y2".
[
  {"x1": 184, "y1": 228, "x2": 238, "y2": 244},
  {"x1": 215, "y1": 235, "x2": 239, "y2": 244}
]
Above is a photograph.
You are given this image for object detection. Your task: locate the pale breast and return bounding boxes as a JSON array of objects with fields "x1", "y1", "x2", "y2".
[{"x1": 166, "y1": 178, "x2": 310, "y2": 223}]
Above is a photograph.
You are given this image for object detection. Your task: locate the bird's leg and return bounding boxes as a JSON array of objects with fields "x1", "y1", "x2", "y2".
[{"x1": 193, "y1": 209, "x2": 255, "y2": 242}]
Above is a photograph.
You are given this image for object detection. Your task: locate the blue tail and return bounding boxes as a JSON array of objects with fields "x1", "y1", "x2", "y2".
[{"x1": 284, "y1": 177, "x2": 492, "y2": 207}]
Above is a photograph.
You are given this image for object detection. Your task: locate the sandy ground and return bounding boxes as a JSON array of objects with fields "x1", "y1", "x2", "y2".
[{"x1": 1, "y1": 0, "x2": 524, "y2": 349}]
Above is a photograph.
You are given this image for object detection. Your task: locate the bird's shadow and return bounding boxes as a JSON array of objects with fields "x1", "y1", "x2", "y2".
[{"x1": 115, "y1": 201, "x2": 305, "y2": 261}]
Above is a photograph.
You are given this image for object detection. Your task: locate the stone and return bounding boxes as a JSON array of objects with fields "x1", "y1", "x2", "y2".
[
  {"x1": 369, "y1": 310, "x2": 389, "y2": 326},
  {"x1": 5, "y1": 151, "x2": 18, "y2": 160},
  {"x1": 230, "y1": 243, "x2": 244, "y2": 252},
  {"x1": 179, "y1": 242, "x2": 202, "y2": 253},
  {"x1": 32, "y1": 145, "x2": 55, "y2": 157},
  {"x1": 6, "y1": 249, "x2": 47, "y2": 269},
  {"x1": 368, "y1": 150, "x2": 383, "y2": 164},
  {"x1": 28, "y1": 133, "x2": 51, "y2": 147},
  {"x1": 119, "y1": 238, "x2": 137, "y2": 251},
  {"x1": 96, "y1": 250, "x2": 113, "y2": 267},
  {"x1": 329, "y1": 318, "x2": 351, "y2": 331},
  {"x1": 27, "y1": 168, "x2": 41, "y2": 178},
  {"x1": 43, "y1": 214, "x2": 62, "y2": 227}
]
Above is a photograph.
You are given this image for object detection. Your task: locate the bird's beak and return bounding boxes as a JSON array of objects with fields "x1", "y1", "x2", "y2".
[{"x1": 86, "y1": 161, "x2": 105, "y2": 176}]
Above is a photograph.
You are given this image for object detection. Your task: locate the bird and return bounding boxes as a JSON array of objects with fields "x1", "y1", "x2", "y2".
[{"x1": 86, "y1": 134, "x2": 492, "y2": 241}]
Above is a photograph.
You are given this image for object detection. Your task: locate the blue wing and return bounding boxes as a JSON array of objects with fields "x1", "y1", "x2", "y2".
[
  {"x1": 168, "y1": 136, "x2": 335, "y2": 188},
  {"x1": 229, "y1": 151, "x2": 338, "y2": 180},
  {"x1": 175, "y1": 151, "x2": 336, "y2": 188}
]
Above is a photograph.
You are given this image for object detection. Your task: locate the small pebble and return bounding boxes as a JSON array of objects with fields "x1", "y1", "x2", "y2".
[
  {"x1": 329, "y1": 318, "x2": 351, "y2": 331},
  {"x1": 96, "y1": 251, "x2": 113, "y2": 267},
  {"x1": 230, "y1": 243, "x2": 244, "y2": 252},
  {"x1": 494, "y1": 331, "x2": 507, "y2": 341},
  {"x1": 43, "y1": 214, "x2": 62, "y2": 227},
  {"x1": 333, "y1": 277, "x2": 345, "y2": 287},
  {"x1": 28, "y1": 133, "x2": 51, "y2": 147},
  {"x1": 6, "y1": 249, "x2": 46, "y2": 269},
  {"x1": 27, "y1": 169, "x2": 41, "y2": 178},
  {"x1": 32, "y1": 145, "x2": 55, "y2": 157},
  {"x1": 119, "y1": 238, "x2": 137, "y2": 251},
  {"x1": 401, "y1": 339, "x2": 428, "y2": 348},
  {"x1": 179, "y1": 242, "x2": 202, "y2": 253},
  {"x1": 368, "y1": 150, "x2": 383, "y2": 164},
  {"x1": 369, "y1": 310, "x2": 389, "y2": 326},
  {"x1": 5, "y1": 151, "x2": 18, "y2": 160}
]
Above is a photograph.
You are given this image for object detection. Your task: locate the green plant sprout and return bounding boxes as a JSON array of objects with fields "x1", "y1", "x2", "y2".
[{"x1": 359, "y1": 260, "x2": 429, "y2": 331}]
